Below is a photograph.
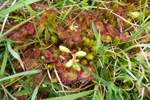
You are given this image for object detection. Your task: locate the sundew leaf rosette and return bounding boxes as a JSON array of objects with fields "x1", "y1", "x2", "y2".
[{"x1": 9, "y1": 8, "x2": 97, "y2": 87}]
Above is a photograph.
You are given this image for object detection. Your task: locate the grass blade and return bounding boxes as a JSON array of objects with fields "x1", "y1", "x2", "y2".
[
  {"x1": 62, "y1": 5, "x2": 73, "y2": 22},
  {"x1": 20, "y1": 0, "x2": 41, "y2": 20},
  {"x1": 115, "y1": 0, "x2": 127, "y2": 6},
  {"x1": 0, "y1": 0, "x2": 40, "y2": 19},
  {"x1": 0, "y1": 69, "x2": 42, "y2": 82},
  {"x1": 0, "y1": 48, "x2": 8, "y2": 76},
  {"x1": 92, "y1": 20, "x2": 98, "y2": 38},
  {"x1": 44, "y1": 90, "x2": 94, "y2": 100},
  {"x1": 131, "y1": 21, "x2": 150, "y2": 40},
  {"x1": 92, "y1": 20, "x2": 104, "y2": 55},
  {"x1": 31, "y1": 86, "x2": 39, "y2": 100},
  {"x1": 7, "y1": 41, "x2": 19, "y2": 60},
  {"x1": 1, "y1": 86, "x2": 17, "y2": 100}
]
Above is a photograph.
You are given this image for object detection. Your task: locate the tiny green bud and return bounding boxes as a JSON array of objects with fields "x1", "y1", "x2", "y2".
[
  {"x1": 73, "y1": 64, "x2": 81, "y2": 71},
  {"x1": 129, "y1": 12, "x2": 140, "y2": 19},
  {"x1": 124, "y1": 32, "x2": 129, "y2": 36},
  {"x1": 87, "y1": 21, "x2": 90, "y2": 26},
  {"x1": 65, "y1": 59, "x2": 73, "y2": 68},
  {"x1": 53, "y1": 77, "x2": 58, "y2": 83},
  {"x1": 51, "y1": 35, "x2": 57, "y2": 44},
  {"x1": 104, "y1": 36, "x2": 112, "y2": 42},
  {"x1": 88, "y1": 32, "x2": 94, "y2": 39},
  {"x1": 75, "y1": 51, "x2": 86, "y2": 57},
  {"x1": 79, "y1": 17, "x2": 82, "y2": 22},
  {"x1": 59, "y1": 46, "x2": 71, "y2": 53}
]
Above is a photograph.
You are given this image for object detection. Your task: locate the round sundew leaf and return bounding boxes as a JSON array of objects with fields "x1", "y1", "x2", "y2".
[
  {"x1": 75, "y1": 51, "x2": 86, "y2": 57},
  {"x1": 65, "y1": 59, "x2": 73, "y2": 68},
  {"x1": 73, "y1": 64, "x2": 81, "y2": 72},
  {"x1": 81, "y1": 67, "x2": 92, "y2": 78},
  {"x1": 95, "y1": 21, "x2": 104, "y2": 32},
  {"x1": 65, "y1": 72, "x2": 77, "y2": 81},
  {"x1": 59, "y1": 46, "x2": 71, "y2": 53}
]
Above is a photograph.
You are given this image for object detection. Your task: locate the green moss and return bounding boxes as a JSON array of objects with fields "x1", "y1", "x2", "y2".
[
  {"x1": 83, "y1": 38, "x2": 90, "y2": 46},
  {"x1": 113, "y1": 36, "x2": 120, "y2": 43},
  {"x1": 127, "y1": 4, "x2": 134, "y2": 11},
  {"x1": 88, "y1": 39, "x2": 94, "y2": 48},
  {"x1": 125, "y1": 18, "x2": 133, "y2": 27},
  {"x1": 81, "y1": 59, "x2": 88, "y2": 65},
  {"x1": 86, "y1": 53, "x2": 94, "y2": 60},
  {"x1": 91, "y1": 45, "x2": 96, "y2": 52}
]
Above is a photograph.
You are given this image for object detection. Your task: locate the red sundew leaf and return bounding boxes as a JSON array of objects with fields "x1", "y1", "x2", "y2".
[
  {"x1": 42, "y1": 17, "x2": 52, "y2": 28},
  {"x1": 9, "y1": 30, "x2": 26, "y2": 41},
  {"x1": 33, "y1": 47, "x2": 40, "y2": 58},
  {"x1": 68, "y1": 12, "x2": 75, "y2": 20},
  {"x1": 120, "y1": 34, "x2": 131, "y2": 41},
  {"x1": 72, "y1": 32, "x2": 83, "y2": 43},
  {"x1": 55, "y1": 60, "x2": 62, "y2": 67},
  {"x1": 113, "y1": 5, "x2": 124, "y2": 15},
  {"x1": 80, "y1": 23, "x2": 87, "y2": 30},
  {"x1": 95, "y1": 21, "x2": 105, "y2": 33},
  {"x1": 45, "y1": 9, "x2": 56, "y2": 24},
  {"x1": 24, "y1": 57, "x2": 42, "y2": 70},
  {"x1": 45, "y1": 9, "x2": 51, "y2": 21},
  {"x1": 78, "y1": 66, "x2": 95, "y2": 83},
  {"x1": 16, "y1": 95, "x2": 27, "y2": 100},
  {"x1": 106, "y1": 24, "x2": 119, "y2": 36},
  {"x1": 13, "y1": 60, "x2": 22, "y2": 70},
  {"x1": 38, "y1": 90, "x2": 49, "y2": 99},
  {"x1": 23, "y1": 48, "x2": 33, "y2": 58},
  {"x1": 51, "y1": 9, "x2": 57, "y2": 22},
  {"x1": 36, "y1": 22, "x2": 45, "y2": 37},
  {"x1": 24, "y1": 22, "x2": 35, "y2": 34},
  {"x1": 59, "y1": 30, "x2": 70, "y2": 40},
  {"x1": 58, "y1": 70, "x2": 78, "y2": 86},
  {"x1": 29, "y1": 4, "x2": 37, "y2": 11},
  {"x1": 44, "y1": 49, "x2": 52, "y2": 58},
  {"x1": 118, "y1": 17, "x2": 124, "y2": 27},
  {"x1": 34, "y1": 73, "x2": 45, "y2": 85},
  {"x1": 43, "y1": 50, "x2": 55, "y2": 63},
  {"x1": 86, "y1": 15, "x2": 92, "y2": 22}
]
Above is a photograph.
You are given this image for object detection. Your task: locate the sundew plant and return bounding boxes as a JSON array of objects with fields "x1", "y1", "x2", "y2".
[{"x1": 0, "y1": 0, "x2": 150, "y2": 100}]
